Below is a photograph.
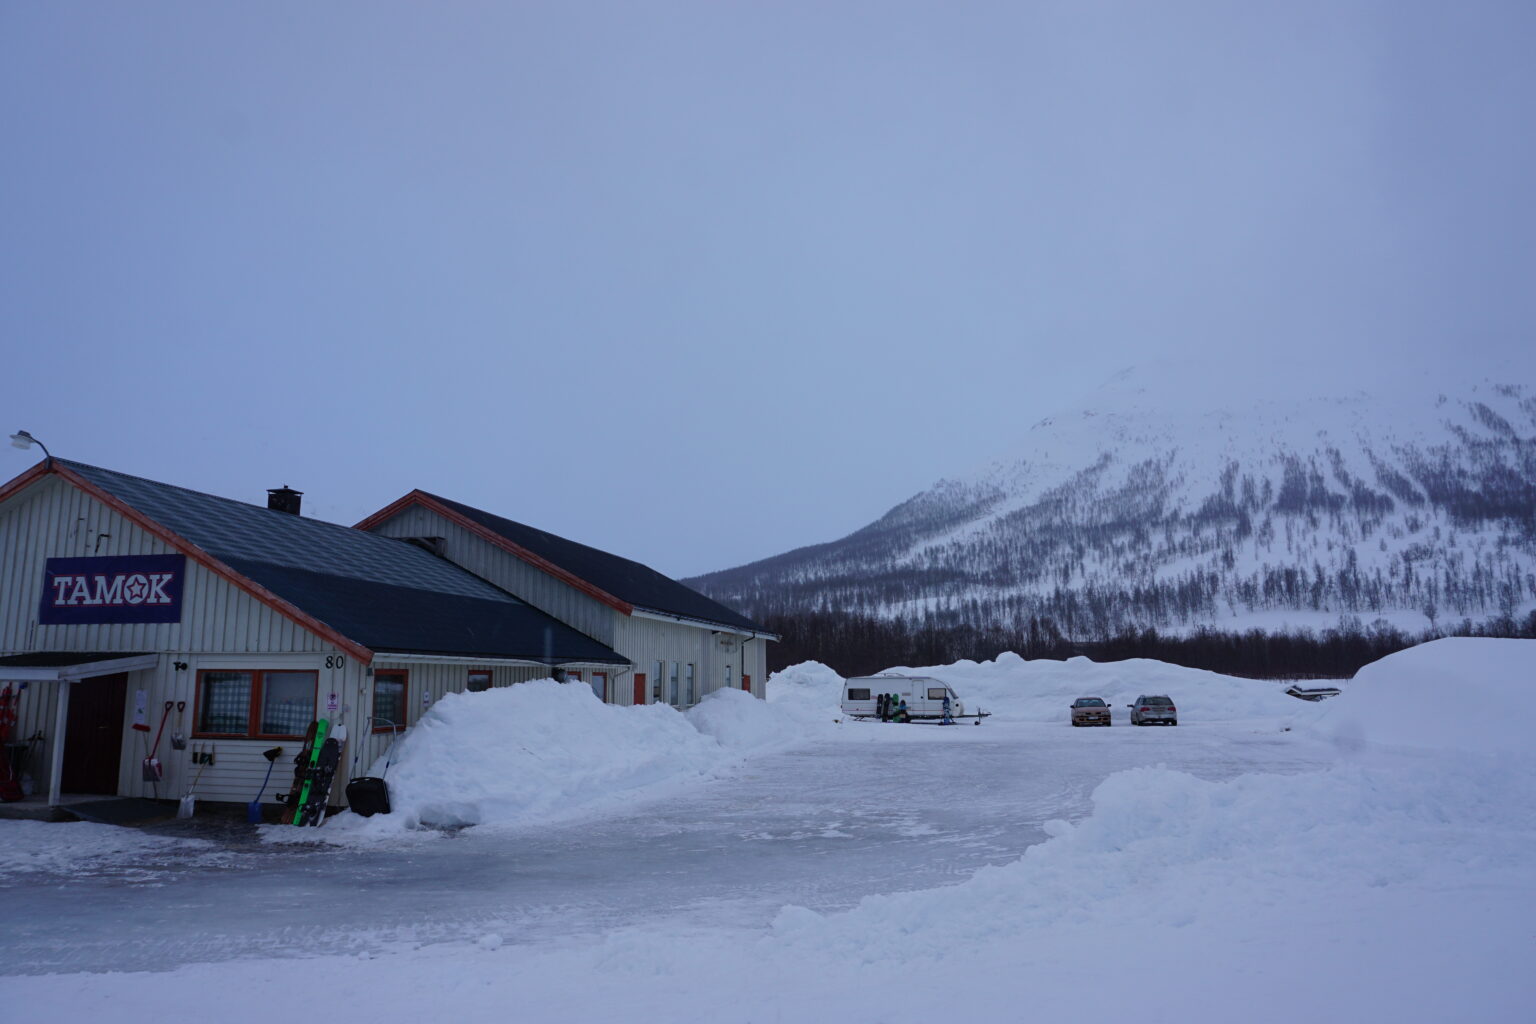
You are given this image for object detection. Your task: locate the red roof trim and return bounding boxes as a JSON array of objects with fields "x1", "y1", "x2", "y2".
[
  {"x1": 0, "y1": 460, "x2": 50, "y2": 507},
  {"x1": 355, "y1": 491, "x2": 636, "y2": 616},
  {"x1": 1, "y1": 462, "x2": 375, "y2": 664}
]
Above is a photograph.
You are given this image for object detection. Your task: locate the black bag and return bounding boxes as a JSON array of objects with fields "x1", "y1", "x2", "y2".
[{"x1": 345, "y1": 776, "x2": 391, "y2": 817}]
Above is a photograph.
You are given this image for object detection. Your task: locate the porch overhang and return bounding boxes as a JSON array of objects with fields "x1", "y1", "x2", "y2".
[{"x1": 0, "y1": 652, "x2": 161, "y2": 682}]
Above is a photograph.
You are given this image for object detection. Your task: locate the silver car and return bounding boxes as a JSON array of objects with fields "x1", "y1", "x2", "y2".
[{"x1": 1128, "y1": 695, "x2": 1177, "y2": 726}]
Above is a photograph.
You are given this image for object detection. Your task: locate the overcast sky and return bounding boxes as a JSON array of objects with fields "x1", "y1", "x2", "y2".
[{"x1": 3, "y1": 2, "x2": 1533, "y2": 578}]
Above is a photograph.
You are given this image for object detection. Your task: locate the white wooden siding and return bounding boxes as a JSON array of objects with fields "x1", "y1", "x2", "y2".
[
  {"x1": 611, "y1": 614, "x2": 765, "y2": 704},
  {"x1": 369, "y1": 507, "x2": 618, "y2": 643},
  {"x1": 0, "y1": 476, "x2": 329, "y2": 655},
  {"x1": 365, "y1": 504, "x2": 770, "y2": 707},
  {"x1": 0, "y1": 476, "x2": 343, "y2": 804}
]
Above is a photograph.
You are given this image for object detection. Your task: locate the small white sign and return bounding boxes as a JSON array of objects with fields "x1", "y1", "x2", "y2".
[
  {"x1": 326, "y1": 692, "x2": 339, "y2": 713},
  {"x1": 422, "y1": 691, "x2": 432, "y2": 709}
]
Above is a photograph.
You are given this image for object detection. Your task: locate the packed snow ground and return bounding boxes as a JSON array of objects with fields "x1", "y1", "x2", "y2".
[{"x1": 3, "y1": 639, "x2": 1533, "y2": 1022}]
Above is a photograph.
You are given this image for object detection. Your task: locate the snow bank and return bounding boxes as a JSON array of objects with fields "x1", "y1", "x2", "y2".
[
  {"x1": 772, "y1": 652, "x2": 1325, "y2": 725},
  {"x1": 9, "y1": 643, "x2": 1535, "y2": 1021},
  {"x1": 307, "y1": 679, "x2": 817, "y2": 840},
  {"x1": 1316, "y1": 636, "x2": 1531, "y2": 755},
  {"x1": 350, "y1": 681, "x2": 718, "y2": 832},
  {"x1": 763, "y1": 660, "x2": 845, "y2": 718},
  {"x1": 773, "y1": 749, "x2": 1535, "y2": 959},
  {"x1": 757, "y1": 641, "x2": 1536, "y2": 1018},
  {"x1": 684, "y1": 685, "x2": 828, "y2": 752}
]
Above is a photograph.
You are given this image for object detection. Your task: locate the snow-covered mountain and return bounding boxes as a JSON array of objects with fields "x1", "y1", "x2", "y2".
[{"x1": 690, "y1": 361, "x2": 1536, "y2": 638}]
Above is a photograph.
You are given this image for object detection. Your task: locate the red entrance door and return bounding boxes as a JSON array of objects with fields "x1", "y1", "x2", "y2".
[
  {"x1": 632, "y1": 673, "x2": 647, "y2": 706},
  {"x1": 62, "y1": 673, "x2": 128, "y2": 794}
]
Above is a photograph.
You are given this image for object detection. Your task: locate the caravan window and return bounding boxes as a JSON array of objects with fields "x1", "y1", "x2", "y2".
[
  {"x1": 927, "y1": 687, "x2": 948, "y2": 700},
  {"x1": 846, "y1": 688, "x2": 871, "y2": 701}
]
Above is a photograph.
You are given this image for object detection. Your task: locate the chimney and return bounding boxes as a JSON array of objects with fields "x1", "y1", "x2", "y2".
[{"x1": 267, "y1": 485, "x2": 304, "y2": 516}]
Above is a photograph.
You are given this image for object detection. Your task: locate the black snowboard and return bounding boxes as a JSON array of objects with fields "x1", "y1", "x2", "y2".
[
  {"x1": 297, "y1": 737, "x2": 341, "y2": 826},
  {"x1": 277, "y1": 720, "x2": 321, "y2": 811}
]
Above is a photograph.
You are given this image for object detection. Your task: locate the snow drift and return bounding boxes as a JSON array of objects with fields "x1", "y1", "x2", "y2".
[
  {"x1": 770, "y1": 651, "x2": 1326, "y2": 725},
  {"x1": 1315, "y1": 635, "x2": 1527, "y2": 755},
  {"x1": 760, "y1": 637, "x2": 1536, "y2": 1021},
  {"x1": 15, "y1": 639, "x2": 1534, "y2": 1022},
  {"x1": 308, "y1": 679, "x2": 815, "y2": 838}
]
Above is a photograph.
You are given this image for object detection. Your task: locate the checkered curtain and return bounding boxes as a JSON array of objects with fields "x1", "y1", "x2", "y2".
[
  {"x1": 200, "y1": 672, "x2": 251, "y2": 733},
  {"x1": 373, "y1": 677, "x2": 405, "y2": 729},
  {"x1": 261, "y1": 672, "x2": 316, "y2": 735}
]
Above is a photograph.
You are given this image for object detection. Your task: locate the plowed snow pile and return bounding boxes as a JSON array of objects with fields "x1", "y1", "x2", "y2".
[
  {"x1": 303, "y1": 680, "x2": 818, "y2": 839},
  {"x1": 11, "y1": 640, "x2": 1534, "y2": 1021},
  {"x1": 760, "y1": 637, "x2": 1536, "y2": 1019},
  {"x1": 769, "y1": 651, "x2": 1325, "y2": 724},
  {"x1": 1313, "y1": 635, "x2": 1526, "y2": 754}
]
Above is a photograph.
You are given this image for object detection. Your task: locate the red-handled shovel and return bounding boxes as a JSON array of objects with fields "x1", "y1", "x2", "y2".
[{"x1": 141, "y1": 701, "x2": 174, "y2": 792}]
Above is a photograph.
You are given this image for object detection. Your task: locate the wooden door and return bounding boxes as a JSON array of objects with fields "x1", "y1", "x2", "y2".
[
  {"x1": 632, "y1": 673, "x2": 647, "y2": 706},
  {"x1": 62, "y1": 673, "x2": 128, "y2": 794}
]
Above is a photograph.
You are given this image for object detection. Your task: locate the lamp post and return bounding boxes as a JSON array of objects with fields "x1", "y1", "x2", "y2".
[{"x1": 9, "y1": 430, "x2": 51, "y2": 466}]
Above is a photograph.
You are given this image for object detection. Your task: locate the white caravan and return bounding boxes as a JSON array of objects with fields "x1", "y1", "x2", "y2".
[{"x1": 840, "y1": 674, "x2": 988, "y2": 722}]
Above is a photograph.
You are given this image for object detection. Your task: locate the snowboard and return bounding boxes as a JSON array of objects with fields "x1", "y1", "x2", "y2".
[
  {"x1": 295, "y1": 736, "x2": 342, "y2": 827},
  {"x1": 277, "y1": 719, "x2": 327, "y2": 821}
]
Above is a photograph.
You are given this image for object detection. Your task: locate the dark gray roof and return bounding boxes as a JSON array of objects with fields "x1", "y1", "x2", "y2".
[
  {"x1": 223, "y1": 561, "x2": 625, "y2": 664},
  {"x1": 58, "y1": 461, "x2": 626, "y2": 665},
  {"x1": 421, "y1": 493, "x2": 769, "y2": 635}
]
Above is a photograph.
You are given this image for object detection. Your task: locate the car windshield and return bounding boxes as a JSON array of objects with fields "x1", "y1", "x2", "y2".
[{"x1": 1074, "y1": 698, "x2": 1105, "y2": 707}]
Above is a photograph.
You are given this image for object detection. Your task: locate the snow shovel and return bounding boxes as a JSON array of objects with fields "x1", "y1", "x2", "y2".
[
  {"x1": 170, "y1": 701, "x2": 187, "y2": 750},
  {"x1": 247, "y1": 747, "x2": 284, "y2": 823},
  {"x1": 178, "y1": 756, "x2": 211, "y2": 819},
  {"x1": 142, "y1": 701, "x2": 174, "y2": 789},
  {"x1": 344, "y1": 718, "x2": 398, "y2": 817}
]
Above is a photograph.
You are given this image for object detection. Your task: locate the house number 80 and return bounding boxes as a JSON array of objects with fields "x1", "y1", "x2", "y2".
[{"x1": 325, "y1": 655, "x2": 345, "y2": 669}]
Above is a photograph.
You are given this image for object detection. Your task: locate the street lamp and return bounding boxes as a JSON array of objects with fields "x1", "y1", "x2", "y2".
[{"x1": 9, "y1": 430, "x2": 51, "y2": 464}]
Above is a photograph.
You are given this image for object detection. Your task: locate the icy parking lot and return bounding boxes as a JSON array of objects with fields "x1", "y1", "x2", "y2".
[
  {"x1": 0, "y1": 719, "x2": 1324, "y2": 975},
  {"x1": 4, "y1": 641, "x2": 1534, "y2": 1023}
]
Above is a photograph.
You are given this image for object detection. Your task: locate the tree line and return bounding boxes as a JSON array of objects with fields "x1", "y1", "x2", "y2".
[{"x1": 761, "y1": 609, "x2": 1536, "y2": 681}]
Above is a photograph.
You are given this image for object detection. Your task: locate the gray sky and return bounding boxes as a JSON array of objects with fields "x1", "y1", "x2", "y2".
[{"x1": 3, "y1": 2, "x2": 1533, "y2": 578}]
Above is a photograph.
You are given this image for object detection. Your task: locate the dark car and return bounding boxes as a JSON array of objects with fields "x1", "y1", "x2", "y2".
[
  {"x1": 1128, "y1": 695, "x2": 1177, "y2": 726},
  {"x1": 1070, "y1": 697, "x2": 1111, "y2": 726}
]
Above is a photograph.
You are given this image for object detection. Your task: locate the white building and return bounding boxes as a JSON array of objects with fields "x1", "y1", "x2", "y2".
[
  {"x1": 0, "y1": 458, "x2": 772, "y2": 813},
  {"x1": 357, "y1": 490, "x2": 775, "y2": 708}
]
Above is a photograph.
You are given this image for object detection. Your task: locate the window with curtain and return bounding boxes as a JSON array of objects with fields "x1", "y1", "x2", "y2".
[
  {"x1": 195, "y1": 670, "x2": 316, "y2": 738},
  {"x1": 373, "y1": 670, "x2": 408, "y2": 732}
]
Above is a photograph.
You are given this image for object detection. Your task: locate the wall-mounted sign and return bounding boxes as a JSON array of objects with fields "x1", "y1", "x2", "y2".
[{"x1": 39, "y1": 554, "x2": 187, "y2": 625}]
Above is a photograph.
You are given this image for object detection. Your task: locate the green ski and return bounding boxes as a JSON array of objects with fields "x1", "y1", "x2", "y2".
[{"x1": 290, "y1": 718, "x2": 330, "y2": 825}]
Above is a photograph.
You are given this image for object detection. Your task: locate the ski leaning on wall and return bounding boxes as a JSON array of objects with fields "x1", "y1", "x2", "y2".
[
  {"x1": 295, "y1": 726, "x2": 343, "y2": 827},
  {"x1": 277, "y1": 719, "x2": 326, "y2": 824}
]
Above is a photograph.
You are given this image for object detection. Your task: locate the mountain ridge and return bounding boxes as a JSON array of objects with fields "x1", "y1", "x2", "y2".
[{"x1": 690, "y1": 365, "x2": 1536, "y2": 640}]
